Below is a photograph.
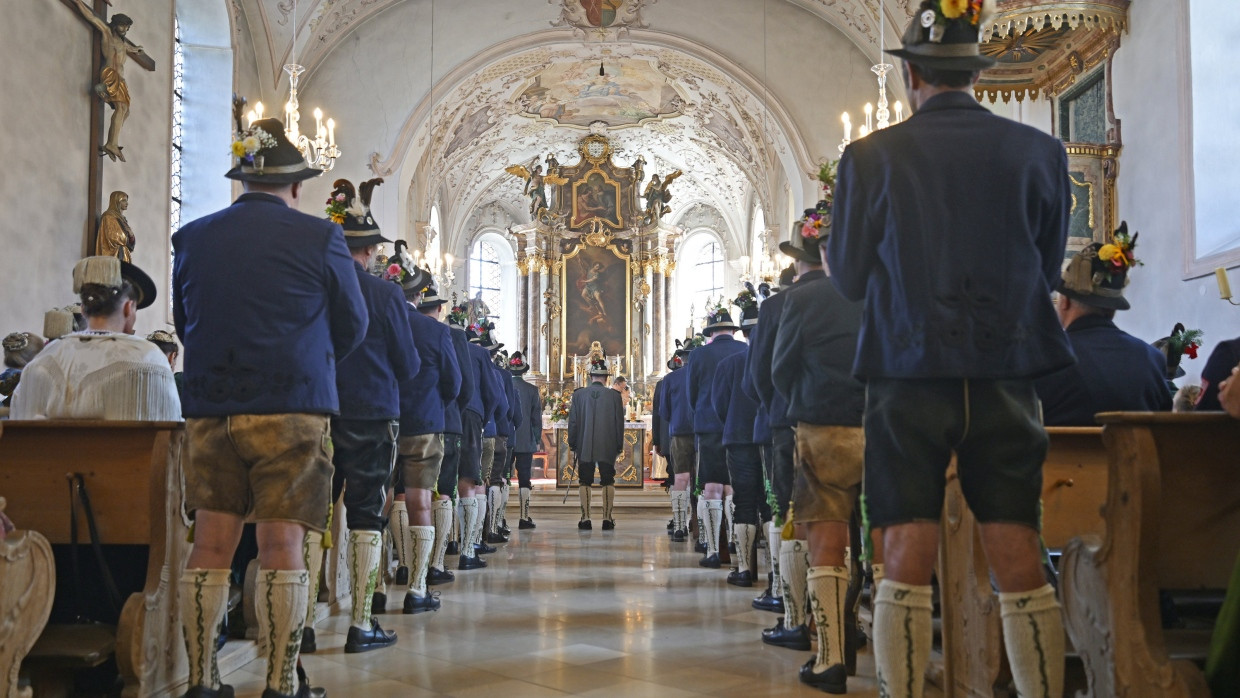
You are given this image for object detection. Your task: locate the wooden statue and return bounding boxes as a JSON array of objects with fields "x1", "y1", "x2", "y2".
[
  {"x1": 70, "y1": 0, "x2": 154, "y2": 162},
  {"x1": 95, "y1": 190, "x2": 135, "y2": 261},
  {"x1": 642, "y1": 170, "x2": 682, "y2": 224}
]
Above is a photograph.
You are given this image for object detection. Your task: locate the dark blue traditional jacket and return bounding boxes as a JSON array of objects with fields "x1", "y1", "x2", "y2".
[
  {"x1": 741, "y1": 368, "x2": 772, "y2": 444},
  {"x1": 712, "y1": 350, "x2": 759, "y2": 446},
  {"x1": 772, "y1": 276, "x2": 865, "y2": 427},
  {"x1": 651, "y1": 379, "x2": 669, "y2": 453},
  {"x1": 658, "y1": 362, "x2": 694, "y2": 437},
  {"x1": 173, "y1": 192, "x2": 368, "y2": 417},
  {"x1": 334, "y1": 263, "x2": 421, "y2": 420},
  {"x1": 493, "y1": 363, "x2": 518, "y2": 439},
  {"x1": 827, "y1": 91, "x2": 1074, "y2": 380},
  {"x1": 445, "y1": 327, "x2": 474, "y2": 434},
  {"x1": 1197, "y1": 338, "x2": 1240, "y2": 411},
  {"x1": 511, "y1": 376, "x2": 542, "y2": 453},
  {"x1": 400, "y1": 308, "x2": 462, "y2": 436},
  {"x1": 689, "y1": 334, "x2": 747, "y2": 434},
  {"x1": 466, "y1": 341, "x2": 496, "y2": 422},
  {"x1": 1035, "y1": 315, "x2": 1172, "y2": 425},
  {"x1": 475, "y1": 347, "x2": 507, "y2": 437},
  {"x1": 746, "y1": 270, "x2": 826, "y2": 428}
]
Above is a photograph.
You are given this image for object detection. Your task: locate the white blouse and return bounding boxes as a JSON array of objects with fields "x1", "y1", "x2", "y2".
[{"x1": 10, "y1": 331, "x2": 182, "y2": 421}]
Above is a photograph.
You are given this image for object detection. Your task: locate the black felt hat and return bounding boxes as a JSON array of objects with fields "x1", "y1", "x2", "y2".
[
  {"x1": 1152, "y1": 323, "x2": 1204, "y2": 381},
  {"x1": 448, "y1": 304, "x2": 470, "y2": 330},
  {"x1": 734, "y1": 283, "x2": 760, "y2": 329},
  {"x1": 507, "y1": 350, "x2": 531, "y2": 375},
  {"x1": 589, "y1": 356, "x2": 611, "y2": 376},
  {"x1": 385, "y1": 240, "x2": 431, "y2": 297},
  {"x1": 330, "y1": 178, "x2": 390, "y2": 248},
  {"x1": 416, "y1": 282, "x2": 449, "y2": 310},
  {"x1": 780, "y1": 203, "x2": 831, "y2": 264},
  {"x1": 1055, "y1": 223, "x2": 1140, "y2": 311},
  {"x1": 702, "y1": 307, "x2": 740, "y2": 336},
  {"x1": 886, "y1": 0, "x2": 998, "y2": 72},
  {"x1": 667, "y1": 339, "x2": 692, "y2": 371},
  {"x1": 72, "y1": 256, "x2": 158, "y2": 310},
  {"x1": 225, "y1": 117, "x2": 323, "y2": 183}
]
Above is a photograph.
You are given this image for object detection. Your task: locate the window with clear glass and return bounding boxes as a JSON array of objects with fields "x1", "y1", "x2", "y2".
[
  {"x1": 674, "y1": 231, "x2": 726, "y2": 335},
  {"x1": 468, "y1": 239, "x2": 503, "y2": 323},
  {"x1": 169, "y1": 19, "x2": 183, "y2": 309}
]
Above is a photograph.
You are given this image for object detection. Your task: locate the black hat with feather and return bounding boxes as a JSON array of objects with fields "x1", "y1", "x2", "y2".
[{"x1": 329, "y1": 178, "x2": 390, "y2": 248}]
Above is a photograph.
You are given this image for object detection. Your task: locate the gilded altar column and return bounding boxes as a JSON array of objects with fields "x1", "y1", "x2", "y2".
[{"x1": 517, "y1": 255, "x2": 529, "y2": 357}]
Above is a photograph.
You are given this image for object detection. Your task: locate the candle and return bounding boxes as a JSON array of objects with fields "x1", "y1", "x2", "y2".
[
  {"x1": 255, "y1": 102, "x2": 264, "y2": 120},
  {"x1": 842, "y1": 112, "x2": 852, "y2": 144},
  {"x1": 246, "y1": 110, "x2": 257, "y2": 127},
  {"x1": 314, "y1": 107, "x2": 323, "y2": 132},
  {"x1": 1216, "y1": 267, "x2": 1233, "y2": 300},
  {"x1": 445, "y1": 253, "x2": 454, "y2": 266},
  {"x1": 865, "y1": 103, "x2": 873, "y2": 132},
  {"x1": 894, "y1": 101, "x2": 904, "y2": 123},
  {"x1": 859, "y1": 125, "x2": 871, "y2": 139},
  {"x1": 327, "y1": 118, "x2": 335, "y2": 146}
]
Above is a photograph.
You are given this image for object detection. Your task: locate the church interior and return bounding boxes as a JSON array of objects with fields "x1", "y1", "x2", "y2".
[{"x1": 3, "y1": 1, "x2": 1239, "y2": 697}]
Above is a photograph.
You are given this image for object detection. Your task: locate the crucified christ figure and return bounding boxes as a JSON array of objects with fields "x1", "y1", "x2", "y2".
[{"x1": 72, "y1": 0, "x2": 151, "y2": 162}]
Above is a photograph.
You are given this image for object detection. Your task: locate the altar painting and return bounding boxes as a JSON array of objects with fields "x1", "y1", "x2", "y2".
[
  {"x1": 562, "y1": 243, "x2": 630, "y2": 359},
  {"x1": 571, "y1": 171, "x2": 622, "y2": 229}
]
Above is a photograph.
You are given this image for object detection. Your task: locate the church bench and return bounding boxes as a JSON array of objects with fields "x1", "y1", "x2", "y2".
[
  {"x1": 0, "y1": 420, "x2": 190, "y2": 698},
  {"x1": 936, "y1": 426, "x2": 1109, "y2": 697},
  {"x1": 0, "y1": 496, "x2": 55, "y2": 698},
  {"x1": 1061, "y1": 412, "x2": 1239, "y2": 698}
]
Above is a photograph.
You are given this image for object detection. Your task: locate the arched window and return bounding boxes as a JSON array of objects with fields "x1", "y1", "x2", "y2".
[
  {"x1": 467, "y1": 231, "x2": 518, "y2": 348},
  {"x1": 674, "y1": 231, "x2": 725, "y2": 336}
]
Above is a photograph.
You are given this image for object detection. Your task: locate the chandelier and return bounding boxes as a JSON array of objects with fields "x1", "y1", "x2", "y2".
[
  {"x1": 839, "y1": 8, "x2": 904, "y2": 152},
  {"x1": 243, "y1": 1, "x2": 340, "y2": 171}
]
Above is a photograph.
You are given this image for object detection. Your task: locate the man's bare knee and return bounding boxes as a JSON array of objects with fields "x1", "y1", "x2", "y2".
[
  {"x1": 256, "y1": 521, "x2": 307, "y2": 571},
  {"x1": 883, "y1": 522, "x2": 940, "y2": 586},
  {"x1": 979, "y1": 522, "x2": 1046, "y2": 593}
]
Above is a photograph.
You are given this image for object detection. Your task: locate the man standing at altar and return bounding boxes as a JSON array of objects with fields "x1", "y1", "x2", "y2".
[
  {"x1": 568, "y1": 357, "x2": 625, "y2": 529},
  {"x1": 688, "y1": 306, "x2": 746, "y2": 569},
  {"x1": 828, "y1": 2, "x2": 1074, "y2": 696}
]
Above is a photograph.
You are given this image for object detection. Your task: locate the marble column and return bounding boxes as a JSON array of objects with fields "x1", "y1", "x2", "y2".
[
  {"x1": 530, "y1": 264, "x2": 543, "y2": 375},
  {"x1": 651, "y1": 268, "x2": 664, "y2": 374}
]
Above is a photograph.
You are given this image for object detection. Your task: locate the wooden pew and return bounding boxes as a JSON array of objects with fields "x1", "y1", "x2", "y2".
[
  {"x1": 0, "y1": 420, "x2": 188, "y2": 698},
  {"x1": 0, "y1": 496, "x2": 55, "y2": 698},
  {"x1": 1061, "y1": 412, "x2": 1240, "y2": 698},
  {"x1": 936, "y1": 426, "x2": 1109, "y2": 697}
]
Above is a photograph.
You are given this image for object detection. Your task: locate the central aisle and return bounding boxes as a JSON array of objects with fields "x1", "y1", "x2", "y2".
[{"x1": 223, "y1": 510, "x2": 911, "y2": 697}]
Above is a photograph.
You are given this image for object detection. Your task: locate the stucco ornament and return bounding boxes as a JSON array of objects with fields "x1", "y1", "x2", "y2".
[{"x1": 549, "y1": 0, "x2": 659, "y2": 39}]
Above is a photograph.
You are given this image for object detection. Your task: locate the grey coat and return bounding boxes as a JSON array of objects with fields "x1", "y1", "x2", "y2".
[
  {"x1": 511, "y1": 376, "x2": 543, "y2": 453},
  {"x1": 567, "y1": 381, "x2": 625, "y2": 463}
]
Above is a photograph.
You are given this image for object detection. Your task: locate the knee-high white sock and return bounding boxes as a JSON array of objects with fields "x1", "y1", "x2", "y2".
[
  {"x1": 472, "y1": 494, "x2": 487, "y2": 545},
  {"x1": 408, "y1": 526, "x2": 435, "y2": 597},
  {"x1": 431, "y1": 498, "x2": 453, "y2": 570},
  {"x1": 501, "y1": 483, "x2": 510, "y2": 525},
  {"x1": 874, "y1": 581, "x2": 933, "y2": 698},
  {"x1": 459, "y1": 496, "x2": 479, "y2": 558},
  {"x1": 768, "y1": 522, "x2": 783, "y2": 596},
  {"x1": 487, "y1": 485, "x2": 502, "y2": 535},
  {"x1": 1000, "y1": 584, "x2": 1065, "y2": 698},
  {"x1": 696, "y1": 497, "x2": 707, "y2": 541},
  {"x1": 579, "y1": 485, "x2": 592, "y2": 521},
  {"x1": 603, "y1": 485, "x2": 615, "y2": 522},
  {"x1": 780, "y1": 539, "x2": 809, "y2": 628},
  {"x1": 519, "y1": 486, "x2": 532, "y2": 521},
  {"x1": 348, "y1": 530, "x2": 383, "y2": 628},
  {"x1": 725, "y1": 494, "x2": 735, "y2": 545},
  {"x1": 453, "y1": 498, "x2": 463, "y2": 543},
  {"x1": 807, "y1": 566, "x2": 850, "y2": 672},
  {"x1": 302, "y1": 531, "x2": 324, "y2": 630},
  {"x1": 871, "y1": 562, "x2": 886, "y2": 589},
  {"x1": 735, "y1": 523, "x2": 757, "y2": 574},
  {"x1": 705, "y1": 500, "x2": 723, "y2": 556},
  {"x1": 390, "y1": 501, "x2": 410, "y2": 572},
  {"x1": 255, "y1": 569, "x2": 309, "y2": 696},
  {"x1": 179, "y1": 568, "x2": 230, "y2": 690},
  {"x1": 670, "y1": 490, "x2": 689, "y2": 532}
]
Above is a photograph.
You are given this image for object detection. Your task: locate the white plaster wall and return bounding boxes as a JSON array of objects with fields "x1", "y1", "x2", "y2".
[{"x1": 1111, "y1": 0, "x2": 1236, "y2": 385}]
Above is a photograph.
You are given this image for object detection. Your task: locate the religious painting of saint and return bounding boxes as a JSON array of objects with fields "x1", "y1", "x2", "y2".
[
  {"x1": 571, "y1": 172, "x2": 621, "y2": 229},
  {"x1": 562, "y1": 244, "x2": 629, "y2": 358}
]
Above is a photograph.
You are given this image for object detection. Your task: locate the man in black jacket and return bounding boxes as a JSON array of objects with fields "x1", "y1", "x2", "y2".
[
  {"x1": 507, "y1": 351, "x2": 543, "y2": 529},
  {"x1": 568, "y1": 357, "x2": 626, "y2": 529}
]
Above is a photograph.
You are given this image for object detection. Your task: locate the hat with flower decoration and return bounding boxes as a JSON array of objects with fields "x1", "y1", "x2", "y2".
[
  {"x1": 508, "y1": 348, "x2": 531, "y2": 375},
  {"x1": 328, "y1": 178, "x2": 390, "y2": 248},
  {"x1": 888, "y1": 0, "x2": 998, "y2": 72},
  {"x1": 479, "y1": 320, "x2": 504, "y2": 353},
  {"x1": 1152, "y1": 323, "x2": 1204, "y2": 381},
  {"x1": 701, "y1": 300, "x2": 740, "y2": 336},
  {"x1": 1056, "y1": 222, "x2": 1141, "y2": 311},
  {"x1": 416, "y1": 280, "x2": 449, "y2": 310},
  {"x1": 667, "y1": 338, "x2": 694, "y2": 371},
  {"x1": 780, "y1": 199, "x2": 832, "y2": 264},
  {"x1": 383, "y1": 240, "x2": 431, "y2": 297},
  {"x1": 734, "y1": 282, "x2": 760, "y2": 329},
  {"x1": 226, "y1": 117, "x2": 323, "y2": 183},
  {"x1": 589, "y1": 355, "x2": 611, "y2": 376},
  {"x1": 447, "y1": 303, "x2": 470, "y2": 330}
]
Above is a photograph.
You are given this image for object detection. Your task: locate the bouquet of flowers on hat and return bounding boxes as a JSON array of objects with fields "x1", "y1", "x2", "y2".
[
  {"x1": 1168, "y1": 325, "x2": 1204, "y2": 360},
  {"x1": 1097, "y1": 222, "x2": 1142, "y2": 282},
  {"x1": 800, "y1": 199, "x2": 832, "y2": 242},
  {"x1": 734, "y1": 282, "x2": 758, "y2": 313},
  {"x1": 817, "y1": 158, "x2": 839, "y2": 201},
  {"x1": 704, "y1": 298, "x2": 729, "y2": 325},
  {"x1": 325, "y1": 191, "x2": 348, "y2": 224},
  {"x1": 686, "y1": 333, "x2": 707, "y2": 350},
  {"x1": 920, "y1": 0, "x2": 989, "y2": 29},
  {"x1": 447, "y1": 304, "x2": 470, "y2": 327},
  {"x1": 229, "y1": 125, "x2": 278, "y2": 164}
]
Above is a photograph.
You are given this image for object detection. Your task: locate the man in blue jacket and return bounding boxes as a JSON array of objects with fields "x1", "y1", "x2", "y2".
[
  {"x1": 1036, "y1": 234, "x2": 1171, "y2": 424},
  {"x1": 174, "y1": 119, "x2": 367, "y2": 698},
  {"x1": 657, "y1": 341, "x2": 695, "y2": 541},
  {"x1": 688, "y1": 307, "x2": 747, "y2": 568},
  {"x1": 654, "y1": 342, "x2": 689, "y2": 537},
  {"x1": 485, "y1": 342, "x2": 518, "y2": 544},
  {"x1": 389, "y1": 270, "x2": 461, "y2": 615},
  {"x1": 827, "y1": 5, "x2": 1074, "y2": 695},
  {"x1": 461, "y1": 324, "x2": 504, "y2": 568},
  {"x1": 507, "y1": 351, "x2": 543, "y2": 529},
  {"x1": 322, "y1": 179, "x2": 422, "y2": 654},
  {"x1": 429, "y1": 301, "x2": 474, "y2": 583}
]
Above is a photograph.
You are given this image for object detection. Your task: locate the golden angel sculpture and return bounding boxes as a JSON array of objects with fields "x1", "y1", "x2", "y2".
[
  {"x1": 506, "y1": 158, "x2": 569, "y2": 218},
  {"x1": 642, "y1": 170, "x2": 682, "y2": 224}
]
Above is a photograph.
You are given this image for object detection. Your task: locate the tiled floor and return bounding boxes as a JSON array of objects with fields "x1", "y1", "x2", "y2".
[{"x1": 223, "y1": 510, "x2": 928, "y2": 697}]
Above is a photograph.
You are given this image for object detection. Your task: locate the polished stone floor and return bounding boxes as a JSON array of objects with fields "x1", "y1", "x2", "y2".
[{"x1": 222, "y1": 510, "x2": 923, "y2": 697}]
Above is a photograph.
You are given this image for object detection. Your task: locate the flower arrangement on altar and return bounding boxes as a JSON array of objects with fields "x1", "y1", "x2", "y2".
[
  {"x1": 230, "y1": 126, "x2": 277, "y2": 164},
  {"x1": 547, "y1": 391, "x2": 571, "y2": 422},
  {"x1": 325, "y1": 192, "x2": 348, "y2": 224}
]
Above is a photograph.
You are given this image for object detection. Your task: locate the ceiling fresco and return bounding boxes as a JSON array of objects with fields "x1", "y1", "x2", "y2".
[{"x1": 515, "y1": 58, "x2": 686, "y2": 129}]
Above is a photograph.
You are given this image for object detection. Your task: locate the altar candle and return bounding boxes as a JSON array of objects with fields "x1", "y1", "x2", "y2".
[
  {"x1": 255, "y1": 102, "x2": 264, "y2": 120},
  {"x1": 246, "y1": 110, "x2": 257, "y2": 127},
  {"x1": 842, "y1": 112, "x2": 852, "y2": 144},
  {"x1": 1216, "y1": 267, "x2": 1233, "y2": 300}
]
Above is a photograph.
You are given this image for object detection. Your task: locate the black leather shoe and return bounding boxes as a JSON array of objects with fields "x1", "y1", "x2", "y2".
[
  {"x1": 752, "y1": 587, "x2": 785, "y2": 614},
  {"x1": 458, "y1": 554, "x2": 487, "y2": 570},
  {"x1": 762, "y1": 621, "x2": 810, "y2": 650},
  {"x1": 183, "y1": 685, "x2": 235, "y2": 698},
  {"x1": 698, "y1": 553, "x2": 721, "y2": 569},
  {"x1": 671, "y1": 529, "x2": 687, "y2": 542},
  {"x1": 403, "y1": 591, "x2": 441, "y2": 614},
  {"x1": 484, "y1": 531, "x2": 508, "y2": 544},
  {"x1": 519, "y1": 518, "x2": 536, "y2": 530},
  {"x1": 371, "y1": 591, "x2": 387, "y2": 615},
  {"x1": 667, "y1": 519, "x2": 674, "y2": 532},
  {"x1": 299, "y1": 627, "x2": 317, "y2": 654},
  {"x1": 727, "y1": 569, "x2": 754, "y2": 587},
  {"x1": 344, "y1": 618, "x2": 397, "y2": 653},
  {"x1": 578, "y1": 520, "x2": 592, "y2": 530},
  {"x1": 445, "y1": 541, "x2": 459, "y2": 556},
  {"x1": 694, "y1": 540, "x2": 707, "y2": 553},
  {"x1": 601, "y1": 519, "x2": 615, "y2": 531},
  {"x1": 394, "y1": 566, "x2": 409, "y2": 586},
  {"x1": 728, "y1": 542, "x2": 737, "y2": 554},
  {"x1": 475, "y1": 541, "x2": 497, "y2": 554},
  {"x1": 499, "y1": 522, "x2": 511, "y2": 536},
  {"x1": 426, "y1": 567, "x2": 455, "y2": 585},
  {"x1": 799, "y1": 659, "x2": 847, "y2": 694}
]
